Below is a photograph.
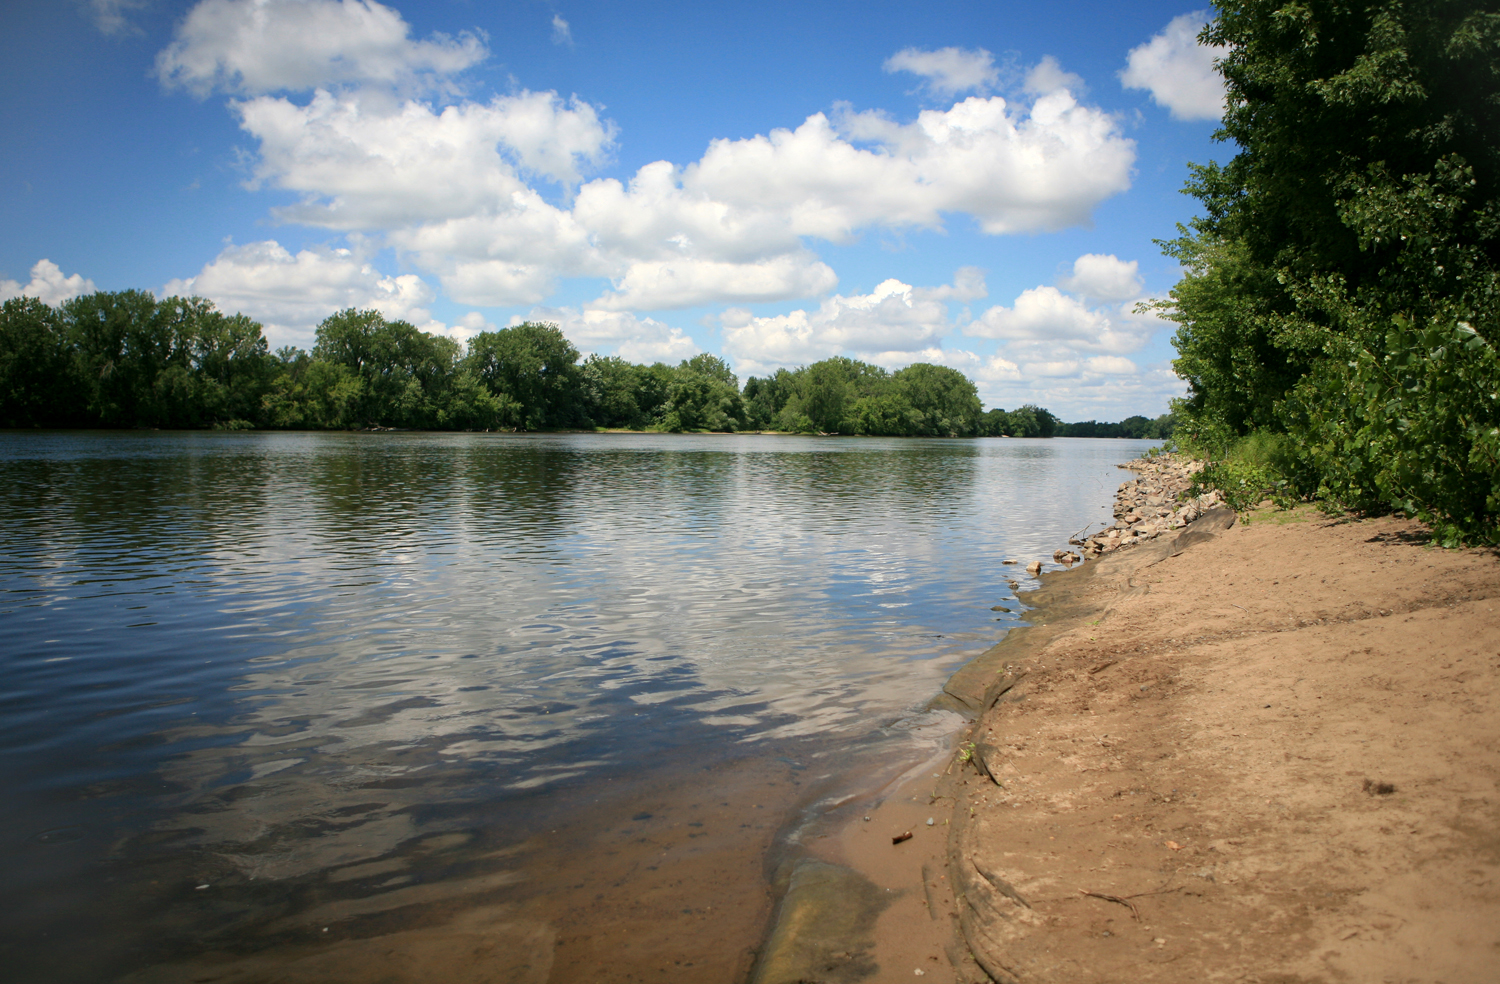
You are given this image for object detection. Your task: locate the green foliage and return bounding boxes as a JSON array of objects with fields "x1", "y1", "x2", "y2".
[
  {"x1": 844, "y1": 392, "x2": 921, "y2": 436},
  {"x1": 0, "y1": 297, "x2": 75, "y2": 426},
  {"x1": 314, "y1": 308, "x2": 465, "y2": 428},
  {"x1": 656, "y1": 370, "x2": 745, "y2": 432},
  {"x1": 1304, "y1": 317, "x2": 1500, "y2": 545},
  {"x1": 741, "y1": 369, "x2": 800, "y2": 429},
  {"x1": 580, "y1": 354, "x2": 647, "y2": 428},
  {"x1": 891, "y1": 363, "x2": 984, "y2": 436},
  {"x1": 742, "y1": 358, "x2": 986, "y2": 436},
  {"x1": 1176, "y1": 427, "x2": 1304, "y2": 512},
  {"x1": 1158, "y1": 0, "x2": 1500, "y2": 543},
  {"x1": 4, "y1": 294, "x2": 1170, "y2": 447},
  {"x1": 983, "y1": 404, "x2": 1059, "y2": 438},
  {"x1": 462, "y1": 322, "x2": 585, "y2": 430},
  {"x1": 1055, "y1": 413, "x2": 1176, "y2": 439},
  {"x1": 678, "y1": 353, "x2": 738, "y2": 389},
  {"x1": 7, "y1": 290, "x2": 279, "y2": 429}
]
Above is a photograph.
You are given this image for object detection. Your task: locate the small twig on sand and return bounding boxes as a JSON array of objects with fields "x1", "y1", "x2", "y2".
[
  {"x1": 1125, "y1": 886, "x2": 1183, "y2": 900},
  {"x1": 1070, "y1": 520, "x2": 1103, "y2": 542},
  {"x1": 1079, "y1": 890, "x2": 1140, "y2": 920}
]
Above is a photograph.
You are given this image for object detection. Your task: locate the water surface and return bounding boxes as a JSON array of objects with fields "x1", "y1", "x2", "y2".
[{"x1": 0, "y1": 431, "x2": 1152, "y2": 981}]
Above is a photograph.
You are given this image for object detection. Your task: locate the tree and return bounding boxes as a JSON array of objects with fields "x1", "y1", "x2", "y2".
[
  {"x1": 1160, "y1": 0, "x2": 1500, "y2": 542},
  {"x1": 743, "y1": 370, "x2": 797, "y2": 430},
  {"x1": 0, "y1": 297, "x2": 75, "y2": 426},
  {"x1": 769, "y1": 358, "x2": 895, "y2": 433},
  {"x1": 580, "y1": 354, "x2": 645, "y2": 428},
  {"x1": 892, "y1": 363, "x2": 984, "y2": 436},
  {"x1": 62, "y1": 290, "x2": 176, "y2": 426},
  {"x1": 657, "y1": 368, "x2": 745, "y2": 432},
  {"x1": 679, "y1": 353, "x2": 738, "y2": 390},
  {"x1": 187, "y1": 308, "x2": 275, "y2": 426},
  {"x1": 461, "y1": 322, "x2": 583, "y2": 430},
  {"x1": 796, "y1": 358, "x2": 858, "y2": 433},
  {"x1": 312, "y1": 308, "x2": 461, "y2": 428}
]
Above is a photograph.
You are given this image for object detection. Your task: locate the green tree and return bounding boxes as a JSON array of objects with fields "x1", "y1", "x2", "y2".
[
  {"x1": 679, "y1": 353, "x2": 738, "y2": 389},
  {"x1": 261, "y1": 347, "x2": 365, "y2": 430},
  {"x1": 771, "y1": 358, "x2": 894, "y2": 433},
  {"x1": 1006, "y1": 405, "x2": 1039, "y2": 437},
  {"x1": 1160, "y1": 0, "x2": 1500, "y2": 541},
  {"x1": 0, "y1": 297, "x2": 76, "y2": 426},
  {"x1": 312, "y1": 308, "x2": 461, "y2": 428},
  {"x1": 891, "y1": 363, "x2": 984, "y2": 436},
  {"x1": 846, "y1": 392, "x2": 920, "y2": 435},
  {"x1": 186, "y1": 308, "x2": 275, "y2": 427},
  {"x1": 461, "y1": 322, "x2": 583, "y2": 430},
  {"x1": 62, "y1": 290, "x2": 178, "y2": 427},
  {"x1": 54, "y1": 291, "x2": 274, "y2": 428},
  {"x1": 657, "y1": 367, "x2": 745, "y2": 432},
  {"x1": 742, "y1": 369, "x2": 798, "y2": 430},
  {"x1": 580, "y1": 354, "x2": 643, "y2": 428},
  {"x1": 796, "y1": 358, "x2": 858, "y2": 433}
]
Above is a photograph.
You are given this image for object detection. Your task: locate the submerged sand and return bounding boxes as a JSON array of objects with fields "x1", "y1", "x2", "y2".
[{"x1": 796, "y1": 505, "x2": 1500, "y2": 984}]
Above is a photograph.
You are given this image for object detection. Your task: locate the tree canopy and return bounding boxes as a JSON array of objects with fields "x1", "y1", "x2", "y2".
[
  {"x1": 3, "y1": 291, "x2": 1170, "y2": 442},
  {"x1": 1161, "y1": 0, "x2": 1500, "y2": 544}
]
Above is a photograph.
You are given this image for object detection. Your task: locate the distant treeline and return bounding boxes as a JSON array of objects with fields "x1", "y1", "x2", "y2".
[
  {"x1": 1055, "y1": 414, "x2": 1176, "y2": 440},
  {"x1": 0, "y1": 291, "x2": 1165, "y2": 438}
]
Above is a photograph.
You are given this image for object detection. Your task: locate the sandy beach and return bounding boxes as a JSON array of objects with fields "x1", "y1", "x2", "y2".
[{"x1": 775, "y1": 500, "x2": 1500, "y2": 983}]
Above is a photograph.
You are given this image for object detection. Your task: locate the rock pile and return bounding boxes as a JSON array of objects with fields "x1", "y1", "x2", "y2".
[{"x1": 1071, "y1": 453, "x2": 1225, "y2": 559}]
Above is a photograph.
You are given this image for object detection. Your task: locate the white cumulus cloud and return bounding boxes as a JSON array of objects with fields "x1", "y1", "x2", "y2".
[
  {"x1": 229, "y1": 84, "x2": 1128, "y2": 311},
  {"x1": 238, "y1": 88, "x2": 614, "y2": 229},
  {"x1": 551, "y1": 14, "x2": 572, "y2": 46},
  {"x1": 883, "y1": 46, "x2": 999, "y2": 96},
  {"x1": 593, "y1": 255, "x2": 839, "y2": 312},
  {"x1": 822, "y1": 92, "x2": 1133, "y2": 235},
  {"x1": 1, "y1": 260, "x2": 98, "y2": 306},
  {"x1": 156, "y1": 8, "x2": 1138, "y2": 318},
  {"x1": 721, "y1": 271, "x2": 980, "y2": 376},
  {"x1": 163, "y1": 240, "x2": 438, "y2": 348},
  {"x1": 958, "y1": 252, "x2": 1174, "y2": 411},
  {"x1": 521, "y1": 306, "x2": 699, "y2": 363},
  {"x1": 1024, "y1": 55, "x2": 1084, "y2": 96},
  {"x1": 1120, "y1": 11, "x2": 1227, "y2": 121},
  {"x1": 1057, "y1": 253, "x2": 1143, "y2": 302},
  {"x1": 971, "y1": 286, "x2": 1116, "y2": 344},
  {"x1": 969, "y1": 284, "x2": 1160, "y2": 360},
  {"x1": 156, "y1": 0, "x2": 488, "y2": 97}
]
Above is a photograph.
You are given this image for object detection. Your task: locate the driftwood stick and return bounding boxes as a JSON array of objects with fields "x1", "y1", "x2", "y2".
[{"x1": 1078, "y1": 889, "x2": 1140, "y2": 920}]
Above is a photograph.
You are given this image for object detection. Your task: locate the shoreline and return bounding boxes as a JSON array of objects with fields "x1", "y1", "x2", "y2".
[
  {"x1": 942, "y1": 506, "x2": 1500, "y2": 982},
  {"x1": 754, "y1": 465, "x2": 1500, "y2": 983}
]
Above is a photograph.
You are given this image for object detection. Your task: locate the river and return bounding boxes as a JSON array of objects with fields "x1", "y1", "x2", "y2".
[{"x1": 0, "y1": 431, "x2": 1154, "y2": 982}]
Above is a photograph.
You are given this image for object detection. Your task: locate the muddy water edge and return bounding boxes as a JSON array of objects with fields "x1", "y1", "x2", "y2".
[{"x1": 747, "y1": 520, "x2": 1157, "y2": 984}]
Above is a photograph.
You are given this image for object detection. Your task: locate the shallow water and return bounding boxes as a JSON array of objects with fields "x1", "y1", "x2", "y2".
[{"x1": 0, "y1": 431, "x2": 1152, "y2": 981}]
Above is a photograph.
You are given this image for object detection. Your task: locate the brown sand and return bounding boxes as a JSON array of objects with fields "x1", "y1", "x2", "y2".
[{"x1": 824, "y1": 505, "x2": 1500, "y2": 983}]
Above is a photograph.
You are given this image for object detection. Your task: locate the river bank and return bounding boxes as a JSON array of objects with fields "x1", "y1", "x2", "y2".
[{"x1": 768, "y1": 485, "x2": 1500, "y2": 982}]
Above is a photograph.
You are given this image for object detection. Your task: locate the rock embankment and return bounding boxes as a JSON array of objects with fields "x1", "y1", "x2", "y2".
[{"x1": 1071, "y1": 452, "x2": 1224, "y2": 559}]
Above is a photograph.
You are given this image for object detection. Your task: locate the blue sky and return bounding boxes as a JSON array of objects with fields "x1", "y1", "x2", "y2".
[{"x1": 1, "y1": 0, "x2": 1230, "y2": 419}]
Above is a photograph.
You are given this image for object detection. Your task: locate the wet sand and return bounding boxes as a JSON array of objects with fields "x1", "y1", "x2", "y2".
[
  {"x1": 116, "y1": 727, "x2": 971, "y2": 984},
  {"x1": 813, "y1": 504, "x2": 1500, "y2": 983},
  {"x1": 118, "y1": 750, "x2": 822, "y2": 984}
]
